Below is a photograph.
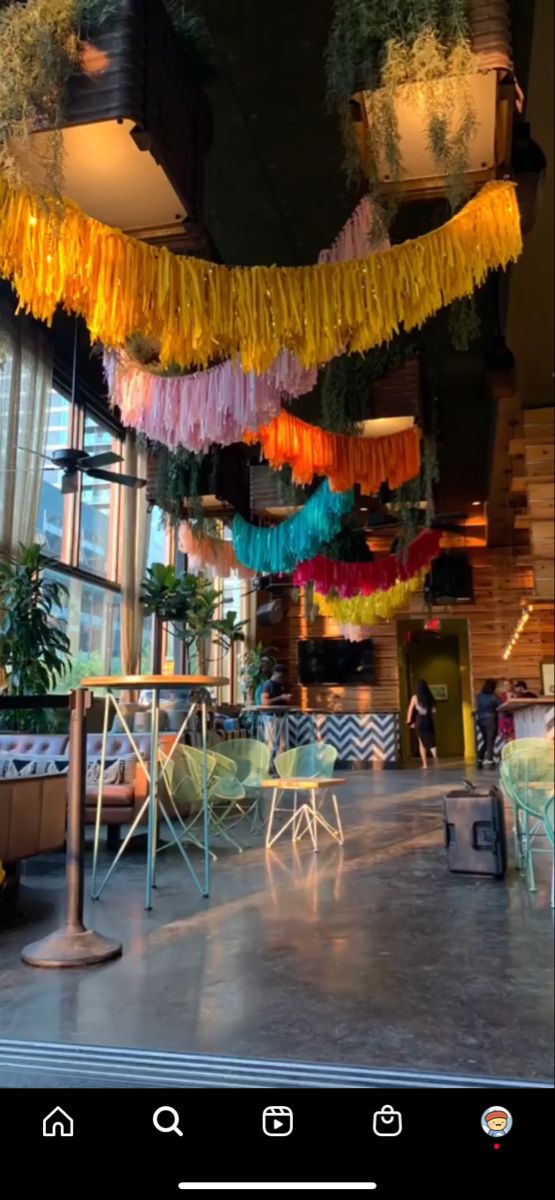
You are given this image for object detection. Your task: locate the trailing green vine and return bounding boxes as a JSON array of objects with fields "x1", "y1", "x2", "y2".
[
  {"x1": 0, "y1": 0, "x2": 213, "y2": 197},
  {"x1": 325, "y1": 0, "x2": 476, "y2": 208},
  {"x1": 143, "y1": 439, "x2": 220, "y2": 524},
  {"x1": 321, "y1": 525, "x2": 374, "y2": 563},
  {"x1": 0, "y1": 0, "x2": 115, "y2": 195},
  {"x1": 320, "y1": 333, "x2": 417, "y2": 434}
]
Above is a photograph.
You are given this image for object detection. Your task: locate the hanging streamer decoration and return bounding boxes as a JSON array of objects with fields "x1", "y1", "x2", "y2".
[
  {"x1": 0, "y1": 177, "x2": 521, "y2": 373},
  {"x1": 293, "y1": 529, "x2": 441, "y2": 596},
  {"x1": 314, "y1": 572, "x2": 427, "y2": 624},
  {"x1": 103, "y1": 196, "x2": 387, "y2": 450},
  {"x1": 103, "y1": 348, "x2": 315, "y2": 454},
  {"x1": 232, "y1": 480, "x2": 354, "y2": 575},
  {"x1": 244, "y1": 409, "x2": 421, "y2": 492},
  {"x1": 179, "y1": 521, "x2": 252, "y2": 581}
]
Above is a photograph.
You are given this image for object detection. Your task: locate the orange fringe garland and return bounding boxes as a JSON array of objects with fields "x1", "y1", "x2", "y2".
[{"x1": 244, "y1": 411, "x2": 421, "y2": 492}]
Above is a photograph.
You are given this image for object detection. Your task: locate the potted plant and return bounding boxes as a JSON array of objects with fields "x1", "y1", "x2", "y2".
[
  {"x1": 240, "y1": 643, "x2": 277, "y2": 704},
  {"x1": 0, "y1": 543, "x2": 71, "y2": 732},
  {"x1": 142, "y1": 564, "x2": 246, "y2": 676}
]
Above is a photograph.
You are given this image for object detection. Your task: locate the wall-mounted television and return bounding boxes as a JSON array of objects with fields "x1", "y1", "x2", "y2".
[{"x1": 298, "y1": 638, "x2": 375, "y2": 686}]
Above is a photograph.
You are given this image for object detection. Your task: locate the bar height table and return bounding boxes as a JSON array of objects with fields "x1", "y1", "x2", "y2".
[{"x1": 83, "y1": 674, "x2": 227, "y2": 910}]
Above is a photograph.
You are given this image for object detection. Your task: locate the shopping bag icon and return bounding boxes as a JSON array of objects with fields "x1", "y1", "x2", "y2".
[{"x1": 372, "y1": 1105, "x2": 402, "y2": 1137}]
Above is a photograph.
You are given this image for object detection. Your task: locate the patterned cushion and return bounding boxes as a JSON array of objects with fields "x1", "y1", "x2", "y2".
[
  {"x1": 85, "y1": 758, "x2": 124, "y2": 786},
  {"x1": 0, "y1": 756, "x2": 68, "y2": 779}
]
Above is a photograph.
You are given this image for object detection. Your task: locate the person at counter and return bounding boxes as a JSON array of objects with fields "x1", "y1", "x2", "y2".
[
  {"x1": 476, "y1": 678, "x2": 501, "y2": 768},
  {"x1": 256, "y1": 665, "x2": 292, "y2": 707},
  {"x1": 498, "y1": 677, "x2": 515, "y2": 743},
  {"x1": 513, "y1": 679, "x2": 538, "y2": 699}
]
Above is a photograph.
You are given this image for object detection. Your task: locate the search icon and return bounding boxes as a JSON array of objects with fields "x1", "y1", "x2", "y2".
[{"x1": 153, "y1": 1106, "x2": 183, "y2": 1137}]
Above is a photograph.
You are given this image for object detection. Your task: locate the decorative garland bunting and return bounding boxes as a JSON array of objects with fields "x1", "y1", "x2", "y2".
[
  {"x1": 103, "y1": 348, "x2": 309, "y2": 453},
  {"x1": 318, "y1": 195, "x2": 389, "y2": 263},
  {"x1": 0, "y1": 177, "x2": 521, "y2": 373},
  {"x1": 179, "y1": 521, "x2": 252, "y2": 581},
  {"x1": 232, "y1": 481, "x2": 354, "y2": 575},
  {"x1": 244, "y1": 410, "x2": 421, "y2": 492},
  {"x1": 315, "y1": 571, "x2": 426, "y2": 625},
  {"x1": 102, "y1": 197, "x2": 387, "y2": 450},
  {"x1": 293, "y1": 529, "x2": 441, "y2": 596}
]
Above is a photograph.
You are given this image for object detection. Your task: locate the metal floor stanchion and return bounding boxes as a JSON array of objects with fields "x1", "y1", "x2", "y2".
[{"x1": 22, "y1": 689, "x2": 123, "y2": 969}]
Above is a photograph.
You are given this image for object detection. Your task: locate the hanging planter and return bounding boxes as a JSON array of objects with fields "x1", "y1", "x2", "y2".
[{"x1": 327, "y1": 0, "x2": 515, "y2": 204}]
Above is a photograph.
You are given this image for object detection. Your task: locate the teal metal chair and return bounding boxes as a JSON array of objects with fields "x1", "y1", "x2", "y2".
[
  {"x1": 500, "y1": 738, "x2": 550, "y2": 868},
  {"x1": 274, "y1": 742, "x2": 338, "y2": 781},
  {"x1": 543, "y1": 796, "x2": 554, "y2": 910},
  {"x1": 500, "y1": 740, "x2": 554, "y2": 893},
  {"x1": 269, "y1": 741, "x2": 340, "y2": 847},
  {"x1": 161, "y1": 743, "x2": 247, "y2": 856},
  {"x1": 218, "y1": 738, "x2": 271, "y2": 831}
]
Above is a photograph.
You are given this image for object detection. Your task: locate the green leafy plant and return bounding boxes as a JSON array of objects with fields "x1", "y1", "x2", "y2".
[
  {"x1": 0, "y1": 0, "x2": 115, "y2": 195},
  {"x1": 0, "y1": 543, "x2": 71, "y2": 731},
  {"x1": 151, "y1": 442, "x2": 220, "y2": 523},
  {"x1": 325, "y1": 0, "x2": 476, "y2": 207},
  {"x1": 0, "y1": 0, "x2": 213, "y2": 198},
  {"x1": 239, "y1": 643, "x2": 277, "y2": 703},
  {"x1": 321, "y1": 525, "x2": 374, "y2": 563},
  {"x1": 142, "y1": 564, "x2": 246, "y2": 673},
  {"x1": 321, "y1": 334, "x2": 416, "y2": 433}
]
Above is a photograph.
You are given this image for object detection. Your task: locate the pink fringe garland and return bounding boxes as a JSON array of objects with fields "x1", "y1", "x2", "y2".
[{"x1": 104, "y1": 197, "x2": 388, "y2": 452}]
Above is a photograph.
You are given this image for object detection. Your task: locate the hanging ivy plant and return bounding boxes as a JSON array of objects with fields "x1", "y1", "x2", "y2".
[
  {"x1": 321, "y1": 525, "x2": 374, "y2": 563},
  {"x1": 0, "y1": 0, "x2": 213, "y2": 197},
  {"x1": 325, "y1": 0, "x2": 476, "y2": 208},
  {"x1": 147, "y1": 440, "x2": 220, "y2": 524},
  {"x1": 320, "y1": 332, "x2": 417, "y2": 433},
  {"x1": 0, "y1": 0, "x2": 116, "y2": 195},
  {"x1": 447, "y1": 295, "x2": 482, "y2": 353}
]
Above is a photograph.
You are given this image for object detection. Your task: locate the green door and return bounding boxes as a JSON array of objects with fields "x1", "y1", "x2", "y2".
[{"x1": 407, "y1": 634, "x2": 465, "y2": 759}]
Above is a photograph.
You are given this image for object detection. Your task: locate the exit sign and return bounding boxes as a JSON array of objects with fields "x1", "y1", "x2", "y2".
[{"x1": 424, "y1": 619, "x2": 442, "y2": 633}]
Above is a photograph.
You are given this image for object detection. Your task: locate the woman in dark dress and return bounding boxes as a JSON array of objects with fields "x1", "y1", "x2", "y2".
[{"x1": 407, "y1": 679, "x2": 438, "y2": 769}]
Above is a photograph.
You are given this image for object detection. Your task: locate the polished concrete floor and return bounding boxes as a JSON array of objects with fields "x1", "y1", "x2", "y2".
[{"x1": 0, "y1": 766, "x2": 553, "y2": 1082}]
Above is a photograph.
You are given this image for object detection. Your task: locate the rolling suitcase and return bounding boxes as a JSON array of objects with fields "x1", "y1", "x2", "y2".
[{"x1": 444, "y1": 786, "x2": 507, "y2": 879}]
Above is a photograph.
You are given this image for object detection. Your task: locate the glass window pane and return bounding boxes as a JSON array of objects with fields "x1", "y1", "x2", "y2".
[
  {"x1": 44, "y1": 569, "x2": 121, "y2": 689},
  {"x1": 78, "y1": 412, "x2": 121, "y2": 579},
  {"x1": 35, "y1": 388, "x2": 72, "y2": 561},
  {"x1": 147, "y1": 506, "x2": 167, "y2": 567}
]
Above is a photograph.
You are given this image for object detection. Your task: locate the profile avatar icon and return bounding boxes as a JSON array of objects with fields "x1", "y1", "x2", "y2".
[{"x1": 481, "y1": 1106, "x2": 513, "y2": 1137}]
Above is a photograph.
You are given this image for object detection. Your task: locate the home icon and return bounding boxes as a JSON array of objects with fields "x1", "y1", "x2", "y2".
[{"x1": 43, "y1": 1107, "x2": 74, "y2": 1138}]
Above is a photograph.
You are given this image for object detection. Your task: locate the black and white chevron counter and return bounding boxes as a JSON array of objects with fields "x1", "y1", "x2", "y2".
[{"x1": 287, "y1": 710, "x2": 400, "y2": 768}]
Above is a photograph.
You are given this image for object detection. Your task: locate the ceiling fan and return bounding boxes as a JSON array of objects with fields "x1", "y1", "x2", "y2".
[
  {"x1": 18, "y1": 317, "x2": 146, "y2": 495},
  {"x1": 21, "y1": 446, "x2": 147, "y2": 495}
]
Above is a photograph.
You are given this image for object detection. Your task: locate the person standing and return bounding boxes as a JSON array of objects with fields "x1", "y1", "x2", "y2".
[
  {"x1": 498, "y1": 677, "x2": 516, "y2": 743},
  {"x1": 407, "y1": 679, "x2": 438, "y2": 769},
  {"x1": 476, "y1": 679, "x2": 502, "y2": 768}
]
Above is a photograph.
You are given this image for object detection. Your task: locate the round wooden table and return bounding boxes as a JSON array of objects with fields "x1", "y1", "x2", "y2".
[
  {"x1": 81, "y1": 674, "x2": 227, "y2": 909},
  {"x1": 259, "y1": 776, "x2": 347, "y2": 850}
]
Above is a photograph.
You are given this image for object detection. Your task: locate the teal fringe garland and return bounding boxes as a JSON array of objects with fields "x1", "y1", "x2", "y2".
[{"x1": 232, "y1": 480, "x2": 354, "y2": 574}]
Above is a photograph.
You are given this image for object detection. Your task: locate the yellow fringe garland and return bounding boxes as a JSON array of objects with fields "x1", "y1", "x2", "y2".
[
  {"x1": 314, "y1": 571, "x2": 426, "y2": 624},
  {"x1": 0, "y1": 176, "x2": 521, "y2": 373}
]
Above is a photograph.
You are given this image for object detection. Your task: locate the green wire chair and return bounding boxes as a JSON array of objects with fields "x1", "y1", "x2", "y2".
[
  {"x1": 500, "y1": 740, "x2": 554, "y2": 893},
  {"x1": 270, "y1": 742, "x2": 339, "y2": 846},
  {"x1": 543, "y1": 795, "x2": 554, "y2": 910},
  {"x1": 217, "y1": 738, "x2": 271, "y2": 831},
  {"x1": 275, "y1": 742, "x2": 338, "y2": 781},
  {"x1": 161, "y1": 743, "x2": 247, "y2": 857},
  {"x1": 500, "y1": 738, "x2": 549, "y2": 868}
]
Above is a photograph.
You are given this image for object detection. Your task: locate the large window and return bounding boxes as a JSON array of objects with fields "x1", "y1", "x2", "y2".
[
  {"x1": 78, "y1": 411, "x2": 122, "y2": 579},
  {"x1": 45, "y1": 568, "x2": 122, "y2": 688},
  {"x1": 35, "y1": 388, "x2": 71, "y2": 561}
]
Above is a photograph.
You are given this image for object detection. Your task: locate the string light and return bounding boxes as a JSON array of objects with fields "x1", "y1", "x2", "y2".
[{"x1": 503, "y1": 604, "x2": 534, "y2": 660}]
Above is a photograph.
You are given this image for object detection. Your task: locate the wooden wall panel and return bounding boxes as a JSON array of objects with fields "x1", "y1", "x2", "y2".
[{"x1": 256, "y1": 546, "x2": 554, "y2": 712}]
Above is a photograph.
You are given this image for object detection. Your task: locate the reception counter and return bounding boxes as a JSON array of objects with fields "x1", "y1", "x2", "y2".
[
  {"x1": 287, "y1": 709, "x2": 400, "y2": 768},
  {"x1": 498, "y1": 697, "x2": 555, "y2": 741}
]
